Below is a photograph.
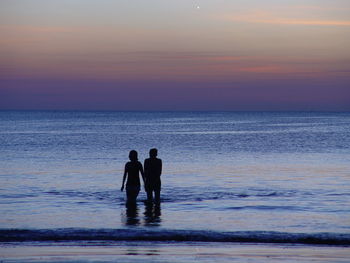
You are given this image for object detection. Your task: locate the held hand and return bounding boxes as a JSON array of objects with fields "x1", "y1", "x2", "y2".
[{"x1": 121, "y1": 185, "x2": 124, "y2": 192}]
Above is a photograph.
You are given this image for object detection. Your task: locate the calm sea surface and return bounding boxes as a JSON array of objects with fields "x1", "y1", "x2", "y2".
[{"x1": 1, "y1": 111, "x2": 350, "y2": 247}]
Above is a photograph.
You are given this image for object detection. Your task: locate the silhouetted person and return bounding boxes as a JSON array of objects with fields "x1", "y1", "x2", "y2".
[
  {"x1": 144, "y1": 148, "x2": 162, "y2": 203},
  {"x1": 121, "y1": 150, "x2": 145, "y2": 203}
]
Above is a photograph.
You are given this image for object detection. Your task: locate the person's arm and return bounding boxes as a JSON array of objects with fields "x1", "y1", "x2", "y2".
[
  {"x1": 159, "y1": 159, "x2": 162, "y2": 176},
  {"x1": 140, "y1": 162, "x2": 146, "y2": 185},
  {"x1": 144, "y1": 159, "x2": 148, "y2": 179},
  {"x1": 121, "y1": 163, "x2": 128, "y2": 191}
]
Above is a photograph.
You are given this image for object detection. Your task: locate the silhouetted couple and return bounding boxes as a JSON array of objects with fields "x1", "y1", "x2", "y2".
[{"x1": 121, "y1": 148, "x2": 162, "y2": 204}]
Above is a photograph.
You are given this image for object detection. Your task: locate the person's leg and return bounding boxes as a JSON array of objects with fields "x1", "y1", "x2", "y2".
[
  {"x1": 127, "y1": 187, "x2": 139, "y2": 203},
  {"x1": 146, "y1": 190, "x2": 153, "y2": 202},
  {"x1": 154, "y1": 190, "x2": 160, "y2": 204},
  {"x1": 126, "y1": 189, "x2": 133, "y2": 203},
  {"x1": 154, "y1": 181, "x2": 161, "y2": 204}
]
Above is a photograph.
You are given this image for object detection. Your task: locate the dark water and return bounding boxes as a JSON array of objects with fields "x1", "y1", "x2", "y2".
[{"x1": 0, "y1": 111, "x2": 350, "y2": 245}]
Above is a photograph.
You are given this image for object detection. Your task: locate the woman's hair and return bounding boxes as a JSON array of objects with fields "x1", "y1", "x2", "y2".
[{"x1": 129, "y1": 150, "x2": 138, "y2": 161}]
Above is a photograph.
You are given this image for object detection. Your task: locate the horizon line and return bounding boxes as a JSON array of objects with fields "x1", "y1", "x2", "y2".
[{"x1": 1, "y1": 109, "x2": 349, "y2": 113}]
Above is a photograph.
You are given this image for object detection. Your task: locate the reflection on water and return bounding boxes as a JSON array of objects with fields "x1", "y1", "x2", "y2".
[
  {"x1": 123, "y1": 202, "x2": 161, "y2": 227},
  {"x1": 126, "y1": 247, "x2": 160, "y2": 256},
  {"x1": 144, "y1": 202, "x2": 161, "y2": 227},
  {"x1": 125, "y1": 202, "x2": 140, "y2": 226}
]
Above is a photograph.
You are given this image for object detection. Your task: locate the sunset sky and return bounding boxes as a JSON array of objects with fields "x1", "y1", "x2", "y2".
[{"x1": 1, "y1": 0, "x2": 349, "y2": 110}]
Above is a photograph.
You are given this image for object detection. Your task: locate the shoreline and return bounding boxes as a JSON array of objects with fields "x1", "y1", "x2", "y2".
[{"x1": 1, "y1": 228, "x2": 350, "y2": 246}]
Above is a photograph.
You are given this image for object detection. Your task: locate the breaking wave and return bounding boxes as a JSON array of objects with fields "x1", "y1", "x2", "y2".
[{"x1": 1, "y1": 228, "x2": 349, "y2": 246}]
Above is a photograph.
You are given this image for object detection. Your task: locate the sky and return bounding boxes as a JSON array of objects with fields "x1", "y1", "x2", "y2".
[{"x1": 0, "y1": 0, "x2": 349, "y2": 110}]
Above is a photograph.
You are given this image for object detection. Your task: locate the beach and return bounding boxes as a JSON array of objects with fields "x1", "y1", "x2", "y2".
[{"x1": 1, "y1": 242, "x2": 350, "y2": 262}]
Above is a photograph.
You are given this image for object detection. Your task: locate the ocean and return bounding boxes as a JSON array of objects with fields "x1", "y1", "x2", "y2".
[{"x1": 1, "y1": 111, "x2": 350, "y2": 262}]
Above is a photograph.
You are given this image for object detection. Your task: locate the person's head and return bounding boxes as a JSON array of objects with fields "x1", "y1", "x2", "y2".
[
  {"x1": 129, "y1": 150, "x2": 138, "y2": 161},
  {"x1": 149, "y1": 148, "x2": 158, "y2": 158}
]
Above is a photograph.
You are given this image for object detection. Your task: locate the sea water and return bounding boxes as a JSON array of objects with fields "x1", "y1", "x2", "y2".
[{"x1": 1, "y1": 111, "x2": 350, "y2": 248}]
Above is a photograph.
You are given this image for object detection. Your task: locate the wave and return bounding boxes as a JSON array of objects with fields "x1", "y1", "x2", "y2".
[
  {"x1": 1, "y1": 229, "x2": 349, "y2": 246},
  {"x1": 42, "y1": 188, "x2": 300, "y2": 203}
]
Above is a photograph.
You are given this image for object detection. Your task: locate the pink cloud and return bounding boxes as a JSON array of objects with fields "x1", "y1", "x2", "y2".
[
  {"x1": 221, "y1": 9, "x2": 350, "y2": 26},
  {"x1": 238, "y1": 66, "x2": 291, "y2": 74}
]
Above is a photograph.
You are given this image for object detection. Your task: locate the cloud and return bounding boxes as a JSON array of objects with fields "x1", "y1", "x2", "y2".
[
  {"x1": 238, "y1": 66, "x2": 290, "y2": 74},
  {"x1": 232, "y1": 17, "x2": 350, "y2": 26},
  {"x1": 0, "y1": 25, "x2": 83, "y2": 34},
  {"x1": 2, "y1": 49, "x2": 347, "y2": 82},
  {"x1": 221, "y1": 8, "x2": 350, "y2": 27}
]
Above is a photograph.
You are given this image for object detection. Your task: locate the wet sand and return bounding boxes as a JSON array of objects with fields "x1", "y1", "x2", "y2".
[{"x1": 1, "y1": 242, "x2": 350, "y2": 262}]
